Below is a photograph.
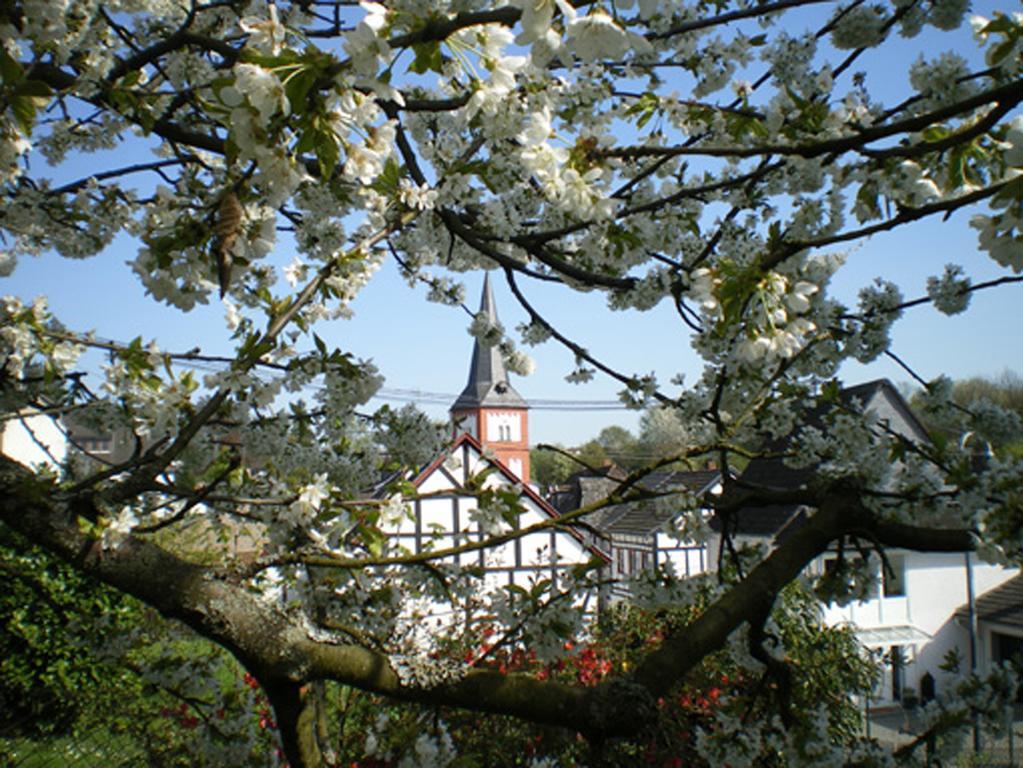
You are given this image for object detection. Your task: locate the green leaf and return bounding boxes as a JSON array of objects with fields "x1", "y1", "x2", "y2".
[
  {"x1": 10, "y1": 95, "x2": 38, "y2": 134},
  {"x1": 855, "y1": 183, "x2": 881, "y2": 221},
  {"x1": 921, "y1": 124, "x2": 950, "y2": 143},
  {"x1": 370, "y1": 155, "x2": 403, "y2": 195},
  {"x1": 0, "y1": 49, "x2": 23, "y2": 85},
  {"x1": 529, "y1": 578, "x2": 551, "y2": 599},
  {"x1": 989, "y1": 37, "x2": 1018, "y2": 65},
  {"x1": 947, "y1": 145, "x2": 966, "y2": 189},
  {"x1": 314, "y1": 129, "x2": 340, "y2": 178},
  {"x1": 625, "y1": 92, "x2": 659, "y2": 129},
  {"x1": 409, "y1": 41, "x2": 443, "y2": 74},
  {"x1": 14, "y1": 78, "x2": 52, "y2": 99},
  {"x1": 284, "y1": 67, "x2": 317, "y2": 110},
  {"x1": 503, "y1": 583, "x2": 529, "y2": 598},
  {"x1": 981, "y1": 13, "x2": 1016, "y2": 35}
]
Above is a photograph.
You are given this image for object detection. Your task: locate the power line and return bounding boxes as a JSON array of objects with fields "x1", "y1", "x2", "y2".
[
  {"x1": 79, "y1": 337, "x2": 633, "y2": 412},
  {"x1": 373, "y1": 388, "x2": 627, "y2": 411}
]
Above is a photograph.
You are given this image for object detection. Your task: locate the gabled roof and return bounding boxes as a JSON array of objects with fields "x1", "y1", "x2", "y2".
[
  {"x1": 604, "y1": 470, "x2": 721, "y2": 535},
  {"x1": 450, "y1": 274, "x2": 527, "y2": 412},
  {"x1": 549, "y1": 466, "x2": 627, "y2": 529},
  {"x1": 716, "y1": 379, "x2": 926, "y2": 539},
  {"x1": 551, "y1": 467, "x2": 721, "y2": 536},
  {"x1": 837, "y1": 379, "x2": 929, "y2": 443},
  {"x1": 408, "y1": 432, "x2": 608, "y2": 560},
  {"x1": 956, "y1": 572, "x2": 1023, "y2": 631}
]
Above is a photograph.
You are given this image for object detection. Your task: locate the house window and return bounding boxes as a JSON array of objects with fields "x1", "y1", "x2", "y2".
[
  {"x1": 77, "y1": 436, "x2": 112, "y2": 454},
  {"x1": 883, "y1": 554, "x2": 906, "y2": 597}
]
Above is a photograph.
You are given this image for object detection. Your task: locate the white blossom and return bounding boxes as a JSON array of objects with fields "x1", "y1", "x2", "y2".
[
  {"x1": 927, "y1": 263, "x2": 972, "y2": 314},
  {"x1": 239, "y1": 3, "x2": 286, "y2": 55}
]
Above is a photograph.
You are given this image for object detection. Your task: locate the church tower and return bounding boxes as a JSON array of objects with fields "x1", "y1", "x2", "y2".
[{"x1": 450, "y1": 275, "x2": 530, "y2": 482}]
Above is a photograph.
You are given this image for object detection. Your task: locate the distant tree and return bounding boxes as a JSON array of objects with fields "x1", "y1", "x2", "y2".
[
  {"x1": 595, "y1": 425, "x2": 640, "y2": 469},
  {"x1": 639, "y1": 406, "x2": 692, "y2": 463},
  {"x1": 529, "y1": 444, "x2": 577, "y2": 488},
  {"x1": 910, "y1": 371, "x2": 1023, "y2": 458},
  {"x1": 574, "y1": 439, "x2": 612, "y2": 471}
]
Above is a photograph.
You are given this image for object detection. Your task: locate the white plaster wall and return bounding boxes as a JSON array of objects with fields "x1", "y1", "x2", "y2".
[
  {"x1": 656, "y1": 533, "x2": 708, "y2": 577},
  {"x1": 409, "y1": 460, "x2": 589, "y2": 571},
  {"x1": 820, "y1": 552, "x2": 1017, "y2": 704},
  {"x1": 819, "y1": 554, "x2": 1014, "y2": 636}
]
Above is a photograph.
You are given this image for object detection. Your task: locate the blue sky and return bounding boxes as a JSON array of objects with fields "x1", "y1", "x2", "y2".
[{"x1": 3, "y1": 0, "x2": 1022, "y2": 445}]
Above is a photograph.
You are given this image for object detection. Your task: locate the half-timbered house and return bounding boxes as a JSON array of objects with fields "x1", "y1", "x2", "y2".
[
  {"x1": 386, "y1": 431, "x2": 608, "y2": 610},
  {"x1": 550, "y1": 466, "x2": 719, "y2": 600}
]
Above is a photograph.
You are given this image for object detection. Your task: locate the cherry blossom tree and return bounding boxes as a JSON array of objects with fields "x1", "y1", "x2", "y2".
[{"x1": 2, "y1": 0, "x2": 1023, "y2": 765}]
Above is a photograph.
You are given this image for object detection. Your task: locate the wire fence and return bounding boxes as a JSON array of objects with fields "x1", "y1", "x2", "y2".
[{"x1": 867, "y1": 705, "x2": 1023, "y2": 768}]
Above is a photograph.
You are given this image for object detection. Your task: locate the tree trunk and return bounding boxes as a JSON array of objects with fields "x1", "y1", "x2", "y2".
[{"x1": 264, "y1": 680, "x2": 325, "y2": 768}]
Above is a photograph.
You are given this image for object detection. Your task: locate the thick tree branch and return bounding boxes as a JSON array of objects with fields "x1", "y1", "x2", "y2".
[
  {"x1": 631, "y1": 486, "x2": 976, "y2": 699},
  {"x1": 0, "y1": 455, "x2": 592, "y2": 732}
]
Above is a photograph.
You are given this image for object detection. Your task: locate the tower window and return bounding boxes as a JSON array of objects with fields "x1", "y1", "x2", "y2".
[{"x1": 485, "y1": 413, "x2": 520, "y2": 443}]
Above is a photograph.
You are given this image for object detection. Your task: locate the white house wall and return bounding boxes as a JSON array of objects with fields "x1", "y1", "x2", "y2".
[
  {"x1": 655, "y1": 532, "x2": 708, "y2": 578},
  {"x1": 821, "y1": 552, "x2": 1017, "y2": 704},
  {"x1": 398, "y1": 439, "x2": 602, "y2": 611},
  {"x1": 403, "y1": 492, "x2": 590, "y2": 576},
  {"x1": 1, "y1": 411, "x2": 66, "y2": 468}
]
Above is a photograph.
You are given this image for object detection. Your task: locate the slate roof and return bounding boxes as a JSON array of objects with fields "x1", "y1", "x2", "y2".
[
  {"x1": 550, "y1": 467, "x2": 629, "y2": 531},
  {"x1": 551, "y1": 467, "x2": 721, "y2": 536},
  {"x1": 715, "y1": 379, "x2": 926, "y2": 539},
  {"x1": 450, "y1": 274, "x2": 527, "y2": 412},
  {"x1": 956, "y1": 573, "x2": 1023, "y2": 631},
  {"x1": 716, "y1": 455, "x2": 811, "y2": 538},
  {"x1": 605, "y1": 470, "x2": 720, "y2": 535}
]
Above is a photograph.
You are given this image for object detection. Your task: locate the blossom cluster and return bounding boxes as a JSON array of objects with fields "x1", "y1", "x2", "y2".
[{"x1": 3, "y1": 0, "x2": 1023, "y2": 763}]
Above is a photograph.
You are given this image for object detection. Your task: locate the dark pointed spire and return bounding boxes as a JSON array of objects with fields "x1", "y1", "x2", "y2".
[{"x1": 451, "y1": 274, "x2": 527, "y2": 411}]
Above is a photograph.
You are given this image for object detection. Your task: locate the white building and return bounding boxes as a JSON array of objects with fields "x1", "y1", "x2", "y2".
[
  {"x1": 719, "y1": 379, "x2": 1019, "y2": 706},
  {"x1": 385, "y1": 431, "x2": 608, "y2": 609},
  {"x1": 0, "y1": 409, "x2": 67, "y2": 468},
  {"x1": 550, "y1": 466, "x2": 718, "y2": 601}
]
